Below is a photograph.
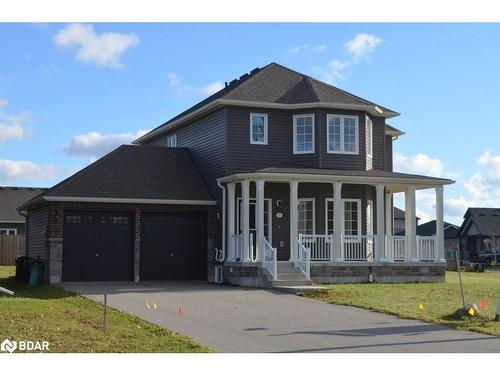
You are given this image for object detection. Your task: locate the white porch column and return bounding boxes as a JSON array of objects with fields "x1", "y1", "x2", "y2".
[
  {"x1": 435, "y1": 186, "x2": 446, "y2": 262},
  {"x1": 241, "y1": 180, "x2": 251, "y2": 262},
  {"x1": 226, "y1": 183, "x2": 236, "y2": 261},
  {"x1": 255, "y1": 180, "x2": 265, "y2": 262},
  {"x1": 376, "y1": 184, "x2": 386, "y2": 261},
  {"x1": 289, "y1": 180, "x2": 299, "y2": 261},
  {"x1": 405, "y1": 185, "x2": 418, "y2": 261},
  {"x1": 333, "y1": 182, "x2": 343, "y2": 261},
  {"x1": 385, "y1": 192, "x2": 393, "y2": 236}
]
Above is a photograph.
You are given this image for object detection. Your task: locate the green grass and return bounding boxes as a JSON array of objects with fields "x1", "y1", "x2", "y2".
[
  {"x1": 303, "y1": 271, "x2": 500, "y2": 336},
  {"x1": 0, "y1": 266, "x2": 213, "y2": 353}
]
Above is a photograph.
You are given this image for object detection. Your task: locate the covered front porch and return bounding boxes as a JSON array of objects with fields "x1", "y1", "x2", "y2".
[{"x1": 218, "y1": 168, "x2": 452, "y2": 286}]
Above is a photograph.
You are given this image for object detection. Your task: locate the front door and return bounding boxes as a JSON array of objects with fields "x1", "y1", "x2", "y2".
[{"x1": 237, "y1": 199, "x2": 271, "y2": 259}]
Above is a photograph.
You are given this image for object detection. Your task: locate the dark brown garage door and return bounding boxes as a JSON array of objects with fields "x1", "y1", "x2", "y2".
[
  {"x1": 140, "y1": 212, "x2": 207, "y2": 280},
  {"x1": 62, "y1": 211, "x2": 134, "y2": 281}
]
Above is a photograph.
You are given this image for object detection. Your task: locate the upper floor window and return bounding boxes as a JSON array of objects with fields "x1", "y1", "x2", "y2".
[
  {"x1": 365, "y1": 116, "x2": 373, "y2": 158},
  {"x1": 250, "y1": 113, "x2": 268, "y2": 145},
  {"x1": 293, "y1": 114, "x2": 315, "y2": 154},
  {"x1": 327, "y1": 114, "x2": 359, "y2": 154},
  {"x1": 166, "y1": 134, "x2": 177, "y2": 148}
]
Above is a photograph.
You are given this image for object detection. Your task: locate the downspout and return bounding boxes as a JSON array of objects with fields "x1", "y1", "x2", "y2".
[
  {"x1": 216, "y1": 180, "x2": 226, "y2": 263},
  {"x1": 18, "y1": 208, "x2": 28, "y2": 259}
]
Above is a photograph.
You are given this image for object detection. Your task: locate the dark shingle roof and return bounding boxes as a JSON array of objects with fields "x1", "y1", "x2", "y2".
[
  {"x1": 393, "y1": 207, "x2": 405, "y2": 219},
  {"x1": 139, "y1": 63, "x2": 398, "y2": 143},
  {"x1": 0, "y1": 187, "x2": 46, "y2": 222},
  {"x1": 461, "y1": 207, "x2": 500, "y2": 236},
  {"x1": 385, "y1": 123, "x2": 405, "y2": 136},
  {"x1": 417, "y1": 220, "x2": 460, "y2": 238},
  {"x1": 23, "y1": 145, "x2": 213, "y2": 206}
]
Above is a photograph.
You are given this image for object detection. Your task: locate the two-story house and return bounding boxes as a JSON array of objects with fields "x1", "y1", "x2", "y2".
[{"x1": 20, "y1": 63, "x2": 453, "y2": 286}]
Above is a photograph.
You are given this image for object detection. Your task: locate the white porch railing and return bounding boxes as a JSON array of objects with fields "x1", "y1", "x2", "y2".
[
  {"x1": 386, "y1": 235, "x2": 407, "y2": 261},
  {"x1": 299, "y1": 234, "x2": 333, "y2": 260},
  {"x1": 262, "y1": 237, "x2": 277, "y2": 280},
  {"x1": 294, "y1": 238, "x2": 311, "y2": 280},
  {"x1": 417, "y1": 235, "x2": 436, "y2": 261},
  {"x1": 342, "y1": 234, "x2": 376, "y2": 261}
]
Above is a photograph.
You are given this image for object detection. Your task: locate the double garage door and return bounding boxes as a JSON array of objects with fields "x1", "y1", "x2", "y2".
[{"x1": 62, "y1": 211, "x2": 207, "y2": 282}]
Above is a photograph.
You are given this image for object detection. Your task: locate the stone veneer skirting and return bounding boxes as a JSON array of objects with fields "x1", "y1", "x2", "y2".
[
  {"x1": 223, "y1": 261, "x2": 446, "y2": 287},
  {"x1": 310, "y1": 262, "x2": 446, "y2": 284}
]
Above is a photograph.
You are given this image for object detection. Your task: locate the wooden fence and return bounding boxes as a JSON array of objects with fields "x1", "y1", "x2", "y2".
[{"x1": 0, "y1": 234, "x2": 26, "y2": 265}]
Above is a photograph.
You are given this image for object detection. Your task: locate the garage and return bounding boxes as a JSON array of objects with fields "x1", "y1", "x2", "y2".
[
  {"x1": 21, "y1": 145, "x2": 216, "y2": 284},
  {"x1": 140, "y1": 212, "x2": 207, "y2": 280},
  {"x1": 62, "y1": 211, "x2": 134, "y2": 281}
]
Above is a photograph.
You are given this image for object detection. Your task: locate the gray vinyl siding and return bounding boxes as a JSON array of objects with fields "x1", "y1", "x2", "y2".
[
  {"x1": 144, "y1": 108, "x2": 227, "y2": 201},
  {"x1": 385, "y1": 135, "x2": 393, "y2": 172},
  {"x1": 226, "y1": 107, "x2": 293, "y2": 174},
  {"x1": 226, "y1": 106, "x2": 388, "y2": 173},
  {"x1": 372, "y1": 117, "x2": 386, "y2": 170},
  {"x1": 26, "y1": 206, "x2": 48, "y2": 260}
]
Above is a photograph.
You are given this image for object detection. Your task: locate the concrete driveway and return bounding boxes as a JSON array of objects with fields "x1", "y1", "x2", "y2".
[{"x1": 62, "y1": 282, "x2": 500, "y2": 353}]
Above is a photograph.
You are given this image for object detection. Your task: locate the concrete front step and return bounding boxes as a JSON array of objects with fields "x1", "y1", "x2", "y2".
[
  {"x1": 270, "y1": 279, "x2": 313, "y2": 286},
  {"x1": 276, "y1": 273, "x2": 309, "y2": 281}
]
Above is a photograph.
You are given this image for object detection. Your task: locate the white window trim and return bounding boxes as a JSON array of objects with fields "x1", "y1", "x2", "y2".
[
  {"x1": 326, "y1": 114, "x2": 359, "y2": 155},
  {"x1": 0, "y1": 228, "x2": 17, "y2": 235},
  {"x1": 249, "y1": 113, "x2": 268, "y2": 145},
  {"x1": 166, "y1": 134, "x2": 177, "y2": 148},
  {"x1": 325, "y1": 198, "x2": 362, "y2": 236},
  {"x1": 298, "y1": 198, "x2": 315, "y2": 234},
  {"x1": 366, "y1": 115, "x2": 373, "y2": 158},
  {"x1": 293, "y1": 114, "x2": 315, "y2": 155}
]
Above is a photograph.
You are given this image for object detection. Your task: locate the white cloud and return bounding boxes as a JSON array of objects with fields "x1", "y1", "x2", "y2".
[
  {"x1": 54, "y1": 24, "x2": 139, "y2": 69},
  {"x1": 394, "y1": 151, "x2": 500, "y2": 224},
  {"x1": 345, "y1": 33, "x2": 383, "y2": 60},
  {"x1": 0, "y1": 159, "x2": 57, "y2": 182},
  {"x1": 63, "y1": 129, "x2": 150, "y2": 159},
  {"x1": 288, "y1": 44, "x2": 327, "y2": 57},
  {"x1": 478, "y1": 150, "x2": 500, "y2": 181},
  {"x1": 394, "y1": 152, "x2": 447, "y2": 177},
  {"x1": 167, "y1": 73, "x2": 224, "y2": 97},
  {"x1": 313, "y1": 33, "x2": 382, "y2": 84},
  {"x1": 0, "y1": 99, "x2": 32, "y2": 145}
]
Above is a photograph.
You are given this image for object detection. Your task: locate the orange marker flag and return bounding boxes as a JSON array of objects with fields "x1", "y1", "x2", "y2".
[
  {"x1": 178, "y1": 305, "x2": 184, "y2": 316},
  {"x1": 479, "y1": 300, "x2": 488, "y2": 309}
]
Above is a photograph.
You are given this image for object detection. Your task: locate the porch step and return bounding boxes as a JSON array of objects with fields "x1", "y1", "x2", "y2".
[
  {"x1": 270, "y1": 279, "x2": 313, "y2": 287},
  {"x1": 276, "y1": 273, "x2": 309, "y2": 281}
]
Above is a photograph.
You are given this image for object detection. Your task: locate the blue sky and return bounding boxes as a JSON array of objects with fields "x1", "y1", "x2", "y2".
[{"x1": 0, "y1": 23, "x2": 499, "y2": 224}]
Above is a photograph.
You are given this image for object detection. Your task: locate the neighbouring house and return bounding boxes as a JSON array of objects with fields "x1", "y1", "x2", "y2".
[
  {"x1": 19, "y1": 63, "x2": 454, "y2": 286},
  {"x1": 416, "y1": 220, "x2": 460, "y2": 251},
  {"x1": 0, "y1": 187, "x2": 46, "y2": 264},
  {"x1": 393, "y1": 207, "x2": 420, "y2": 235},
  {"x1": 458, "y1": 207, "x2": 500, "y2": 262}
]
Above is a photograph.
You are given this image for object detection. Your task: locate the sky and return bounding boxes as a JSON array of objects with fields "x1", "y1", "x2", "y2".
[{"x1": 0, "y1": 23, "x2": 499, "y2": 225}]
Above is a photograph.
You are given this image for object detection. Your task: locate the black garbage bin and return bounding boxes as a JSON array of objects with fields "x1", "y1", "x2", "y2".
[{"x1": 15, "y1": 256, "x2": 36, "y2": 283}]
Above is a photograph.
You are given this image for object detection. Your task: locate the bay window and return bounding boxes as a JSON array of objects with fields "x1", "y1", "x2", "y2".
[
  {"x1": 293, "y1": 114, "x2": 314, "y2": 154},
  {"x1": 327, "y1": 114, "x2": 359, "y2": 154}
]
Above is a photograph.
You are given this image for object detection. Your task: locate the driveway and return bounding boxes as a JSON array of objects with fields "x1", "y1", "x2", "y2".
[{"x1": 62, "y1": 282, "x2": 500, "y2": 353}]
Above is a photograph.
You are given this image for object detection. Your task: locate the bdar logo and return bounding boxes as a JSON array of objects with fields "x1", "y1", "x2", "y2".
[{"x1": 1, "y1": 339, "x2": 17, "y2": 353}]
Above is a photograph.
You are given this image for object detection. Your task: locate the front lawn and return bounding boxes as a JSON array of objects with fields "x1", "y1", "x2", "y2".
[
  {"x1": 304, "y1": 271, "x2": 500, "y2": 336},
  {"x1": 0, "y1": 266, "x2": 212, "y2": 352}
]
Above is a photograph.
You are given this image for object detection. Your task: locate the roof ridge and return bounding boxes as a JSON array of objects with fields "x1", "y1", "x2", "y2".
[{"x1": 268, "y1": 62, "x2": 377, "y2": 106}]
